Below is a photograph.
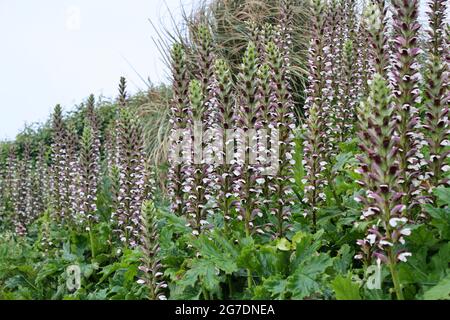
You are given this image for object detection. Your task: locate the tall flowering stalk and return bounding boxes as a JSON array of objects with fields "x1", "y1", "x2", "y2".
[
  {"x1": 0, "y1": 146, "x2": 16, "y2": 221},
  {"x1": 356, "y1": 74, "x2": 410, "y2": 300},
  {"x1": 168, "y1": 43, "x2": 190, "y2": 217},
  {"x1": 86, "y1": 94, "x2": 102, "y2": 172},
  {"x1": 79, "y1": 124, "x2": 100, "y2": 257},
  {"x1": 115, "y1": 77, "x2": 147, "y2": 248},
  {"x1": 302, "y1": 0, "x2": 328, "y2": 228},
  {"x1": 276, "y1": 0, "x2": 294, "y2": 71},
  {"x1": 197, "y1": 24, "x2": 220, "y2": 210},
  {"x1": 342, "y1": 1, "x2": 360, "y2": 138},
  {"x1": 12, "y1": 143, "x2": 33, "y2": 236},
  {"x1": 422, "y1": 0, "x2": 450, "y2": 192},
  {"x1": 356, "y1": 11, "x2": 374, "y2": 98},
  {"x1": 391, "y1": 0, "x2": 424, "y2": 209},
  {"x1": 193, "y1": 24, "x2": 215, "y2": 97},
  {"x1": 137, "y1": 200, "x2": 167, "y2": 300},
  {"x1": 339, "y1": 39, "x2": 359, "y2": 140},
  {"x1": 0, "y1": 155, "x2": 7, "y2": 221},
  {"x1": 104, "y1": 121, "x2": 120, "y2": 217},
  {"x1": 234, "y1": 42, "x2": 263, "y2": 236},
  {"x1": 256, "y1": 63, "x2": 275, "y2": 218},
  {"x1": 323, "y1": 0, "x2": 343, "y2": 148},
  {"x1": 266, "y1": 41, "x2": 296, "y2": 237},
  {"x1": 214, "y1": 58, "x2": 236, "y2": 223},
  {"x1": 363, "y1": 1, "x2": 391, "y2": 79},
  {"x1": 66, "y1": 122, "x2": 81, "y2": 227},
  {"x1": 326, "y1": 0, "x2": 359, "y2": 143},
  {"x1": 77, "y1": 97, "x2": 101, "y2": 230},
  {"x1": 184, "y1": 80, "x2": 210, "y2": 235},
  {"x1": 36, "y1": 144, "x2": 50, "y2": 215},
  {"x1": 50, "y1": 104, "x2": 68, "y2": 224}
]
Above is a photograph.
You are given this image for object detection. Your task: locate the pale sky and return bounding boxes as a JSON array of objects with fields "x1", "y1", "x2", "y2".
[
  {"x1": 0, "y1": 0, "x2": 446, "y2": 140},
  {"x1": 0, "y1": 0, "x2": 194, "y2": 140}
]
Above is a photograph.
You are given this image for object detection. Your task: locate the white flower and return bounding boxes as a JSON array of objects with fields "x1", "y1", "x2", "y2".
[
  {"x1": 367, "y1": 234, "x2": 377, "y2": 245},
  {"x1": 379, "y1": 240, "x2": 393, "y2": 247},
  {"x1": 398, "y1": 252, "x2": 412, "y2": 262},
  {"x1": 362, "y1": 208, "x2": 377, "y2": 218},
  {"x1": 389, "y1": 217, "x2": 408, "y2": 227},
  {"x1": 400, "y1": 228, "x2": 411, "y2": 236},
  {"x1": 137, "y1": 279, "x2": 146, "y2": 284}
]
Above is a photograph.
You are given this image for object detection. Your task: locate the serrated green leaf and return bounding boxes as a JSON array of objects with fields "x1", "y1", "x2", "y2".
[
  {"x1": 287, "y1": 253, "x2": 333, "y2": 299},
  {"x1": 262, "y1": 276, "x2": 288, "y2": 299},
  {"x1": 331, "y1": 275, "x2": 361, "y2": 300},
  {"x1": 423, "y1": 275, "x2": 450, "y2": 300}
]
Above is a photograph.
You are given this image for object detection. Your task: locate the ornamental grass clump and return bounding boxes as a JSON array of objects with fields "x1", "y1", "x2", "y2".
[{"x1": 356, "y1": 74, "x2": 411, "y2": 300}]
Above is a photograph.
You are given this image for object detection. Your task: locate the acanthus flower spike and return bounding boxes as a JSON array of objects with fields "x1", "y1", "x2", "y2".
[
  {"x1": 167, "y1": 43, "x2": 191, "y2": 217},
  {"x1": 391, "y1": 0, "x2": 425, "y2": 211},
  {"x1": 422, "y1": 0, "x2": 450, "y2": 194},
  {"x1": 356, "y1": 74, "x2": 410, "y2": 300},
  {"x1": 137, "y1": 201, "x2": 166, "y2": 300}
]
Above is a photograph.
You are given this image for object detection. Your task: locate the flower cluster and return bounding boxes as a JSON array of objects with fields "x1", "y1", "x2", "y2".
[
  {"x1": 422, "y1": 0, "x2": 450, "y2": 192},
  {"x1": 212, "y1": 58, "x2": 235, "y2": 223},
  {"x1": 233, "y1": 42, "x2": 264, "y2": 236},
  {"x1": 391, "y1": 0, "x2": 424, "y2": 209},
  {"x1": 137, "y1": 201, "x2": 167, "y2": 300},
  {"x1": 355, "y1": 74, "x2": 411, "y2": 300},
  {"x1": 115, "y1": 77, "x2": 148, "y2": 247},
  {"x1": 302, "y1": 0, "x2": 328, "y2": 227},
  {"x1": 50, "y1": 104, "x2": 70, "y2": 224},
  {"x1": 167, "y1": 43, "x2": 191, "y2": 217},
  {"x1": 265, "y1": 41, "x2": 296, "y2": 236},
  {"x1": 0, "y1": 146, "x2": 16, "y2": 222}
]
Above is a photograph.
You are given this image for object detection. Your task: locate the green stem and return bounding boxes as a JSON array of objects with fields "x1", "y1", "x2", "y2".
[
  {"x1": 228, "y1": 276, "x2": 233, "y2": 298},
  {"x1": 88, "y1": 222, "x2": 96, "y2": 259},
  {"x1": 388, "y1": 252, "x2": 404, "y2": 300},
  {"x1": 202, "y1": 286, "x2": 210, "y2": 300}
]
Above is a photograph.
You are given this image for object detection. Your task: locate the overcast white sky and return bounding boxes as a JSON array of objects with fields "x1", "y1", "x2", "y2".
[
  {"x1": 0, "y1": 0, "x2": 194, "y2": 140},
  {"x1": 0, "y1": 0, "x2": 446, "y2": 140}
]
